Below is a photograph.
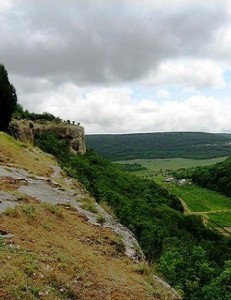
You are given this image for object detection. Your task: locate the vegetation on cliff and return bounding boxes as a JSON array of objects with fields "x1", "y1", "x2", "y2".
[
  {"x1": 36, "y1": 132, "x2": 231, "y2": 300},
  {"x1": 13, "y1": 104, "x2": 62, "y2": 122}
]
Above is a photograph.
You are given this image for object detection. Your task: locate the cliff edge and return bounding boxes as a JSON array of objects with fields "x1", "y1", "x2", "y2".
[{"x1": 9, "y1": 119, "x2": 86, "y2": 155}]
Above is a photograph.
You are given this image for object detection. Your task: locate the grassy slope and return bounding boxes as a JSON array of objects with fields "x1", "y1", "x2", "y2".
[
  {"x1": 0, "y1": 201, "x2": 160, "y2": 300},
  {"x1": 0, "y1": 132, "x2": 55, "y2": 176},
  {"x1": 0, "y1": 133, "x2": 169, "y2": 300}
]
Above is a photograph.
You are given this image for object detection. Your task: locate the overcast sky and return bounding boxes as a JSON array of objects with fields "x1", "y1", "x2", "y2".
[{"x1": 1, "y1": 0, "x2": 231, "y2": 134}]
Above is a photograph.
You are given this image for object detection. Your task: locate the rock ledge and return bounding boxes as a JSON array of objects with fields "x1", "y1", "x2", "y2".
[{"x1": 9, "y1": 119, "x2": 86, "y2": 154}]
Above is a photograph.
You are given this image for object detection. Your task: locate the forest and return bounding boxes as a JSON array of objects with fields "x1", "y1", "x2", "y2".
[
  {"x1": 36, "y1": 132, "x2": 231, "y2": 300},
  {"x1": 86, "y1": 132, "x2": 231, "y2": 160},
  {"x1": 192, "y1": 156, "x2": 231, "y2": 197}
]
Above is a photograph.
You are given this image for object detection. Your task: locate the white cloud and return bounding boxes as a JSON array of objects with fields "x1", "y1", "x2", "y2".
[
  {"x1": 144, "y1": 59, "x2": 225, "y2": 89},
  {"x1": 157, "y1": 89, "x2": 170, "y2": 98},
  {"x1": 0, "y1": 0, "x2": 13, "y2": 11},
  {"x1": 17, "y1": 84, "x2": 231, "y2": 134}
]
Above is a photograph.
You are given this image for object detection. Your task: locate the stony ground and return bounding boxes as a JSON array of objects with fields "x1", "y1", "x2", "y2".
[
  {"x1": 0, "y1": 132, "x2": 181, "y2": 300},
  {"x1": 0, "y1": 163, "x2": 144, "y2": 260}
]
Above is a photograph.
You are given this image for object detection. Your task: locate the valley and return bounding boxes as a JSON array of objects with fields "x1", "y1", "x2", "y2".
[
  {"x1": 1, "y1": 130, "x2": 231, "y2": 299},
  {"x1": 116, "y1": 158, "x2": 231, "y2": 233}
]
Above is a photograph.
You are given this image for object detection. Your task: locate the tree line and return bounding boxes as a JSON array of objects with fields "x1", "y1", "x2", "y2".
[
  {"x1": 86, "y1": 132, "x2": 231, "y2": 160},
  {"x1": 192, "y1": 157, "x2": 231, "y2": 197}
]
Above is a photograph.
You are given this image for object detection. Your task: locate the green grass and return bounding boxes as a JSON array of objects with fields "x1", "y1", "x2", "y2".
[
  {"x1": 0, "y1": 131, "x2": 26, "y2": 149},
  {"x1": 163, "y1": 182, "x2": 231, "y2": 231},
  {"x1": 167, "y1": 184, "x2": 231, "y2": 212},
  {"x1": 207, "y1": 212, "x2": 231, "y2": 228},
  {"x1": 116, "y1": 157, "x2": 227, "y2": 177}
]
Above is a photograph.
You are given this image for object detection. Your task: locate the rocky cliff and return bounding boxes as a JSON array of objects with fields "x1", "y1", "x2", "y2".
[{"x1": 9, "y1": 119, "x2": 86, "y2": 154}]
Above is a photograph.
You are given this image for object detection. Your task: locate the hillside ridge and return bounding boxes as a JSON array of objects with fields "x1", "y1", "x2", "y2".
[
  {"x1": 86, "y1": 131, "x2": 231, "y2": 160},
  {"x1": 0, "y1": 132, "x2": 181, "y2": 300}
]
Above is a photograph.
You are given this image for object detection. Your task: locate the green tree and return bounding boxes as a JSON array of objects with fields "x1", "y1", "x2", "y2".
[
  {"x1": 0, "y1": 64, "x2": 17, "y2": 132},
  {"x1": 158, "y1": 244, "x2": 215, "y2": 299},
  {"x1": 202, "y1": 260, "x2": 231, "y2": 300}
]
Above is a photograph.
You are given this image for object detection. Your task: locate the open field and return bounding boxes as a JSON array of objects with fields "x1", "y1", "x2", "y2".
[
  {"x1": 167, "y1": 184, "x2": 231, "y2": 212},
  {"x1": 115, "y1": 157, "x2": 227, "y2": 177},
  {"x1": 117, "y1": 158, "x2": 231, "y2": 231},
  {"x1": 167, "y1": 184, "x2": 231, "y2": 229},
  {"x1": 207, "y1": 212, "x2": 231, "y2": 228}
]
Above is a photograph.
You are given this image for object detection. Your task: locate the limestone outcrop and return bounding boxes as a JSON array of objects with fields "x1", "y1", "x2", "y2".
[{"x1": 9, "y1": 119, "x2": 86, "y2": 154}]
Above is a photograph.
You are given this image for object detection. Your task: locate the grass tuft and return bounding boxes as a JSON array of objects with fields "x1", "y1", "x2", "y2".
[
  {"x1": 81, "y1": 196, "x2": 98, "y2": 213},
  {"x1": 42, "y1": 202, "x2": 64, "y2": 218}
]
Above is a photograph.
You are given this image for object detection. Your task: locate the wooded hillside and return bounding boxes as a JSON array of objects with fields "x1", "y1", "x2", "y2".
[
  {"x1": 37, "y1": 132, "x2": 231, "y2": 300},
  {"x1": 86, "y1": 132, "x2": 231, "y2": 160}
]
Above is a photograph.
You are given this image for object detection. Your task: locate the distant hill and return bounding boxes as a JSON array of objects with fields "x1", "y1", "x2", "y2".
[{"x1": 86, "y1": 132, "x2": 231, "y2": 160}]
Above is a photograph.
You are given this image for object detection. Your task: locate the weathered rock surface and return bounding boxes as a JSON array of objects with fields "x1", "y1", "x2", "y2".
[
  {"x1": 9, "y1": 119, "x2": 86, "y2": 154},
  {"x1": 0, "y1": 163, "x2": 143, "y2": 261},
  {"x1": 0, "y1": 162, "x2": 182, "y2": 299}
]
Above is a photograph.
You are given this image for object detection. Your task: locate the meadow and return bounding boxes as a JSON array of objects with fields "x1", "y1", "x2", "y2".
[
  {"x1": 207, "y1": 212, "x2": 231, "y2": 231},
  {"x1": 167, "y1": 184, "x2": 231, "y2": 212},
  {"x1": 116, "y1": 157, "x2": 227, "y2": 176},
  {"x1": 166, "y1": 184, "x2": 231, "y2": 230}
]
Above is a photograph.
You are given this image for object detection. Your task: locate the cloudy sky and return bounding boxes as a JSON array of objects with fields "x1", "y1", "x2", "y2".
[{"x1": 1, "y1": 0, "x2": 231, "y2": 134}]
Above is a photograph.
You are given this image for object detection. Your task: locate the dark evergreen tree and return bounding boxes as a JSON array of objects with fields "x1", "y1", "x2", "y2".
[{"x1": 0, "y1": 64, "x2": 17, "y2": 132}]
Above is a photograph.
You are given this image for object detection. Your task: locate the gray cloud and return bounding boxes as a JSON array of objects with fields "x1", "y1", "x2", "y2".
[
  {"x1": 1, "y1": 0, "x2": 230, "y2": 85},
  {"x1": 1, "y1": 0, "x2": 231, "y2": 134}
]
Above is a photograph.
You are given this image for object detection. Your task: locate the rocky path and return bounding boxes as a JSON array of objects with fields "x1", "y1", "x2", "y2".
[{"x1": 0, "y1": 163, "x2": 144, "y2": 260}]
